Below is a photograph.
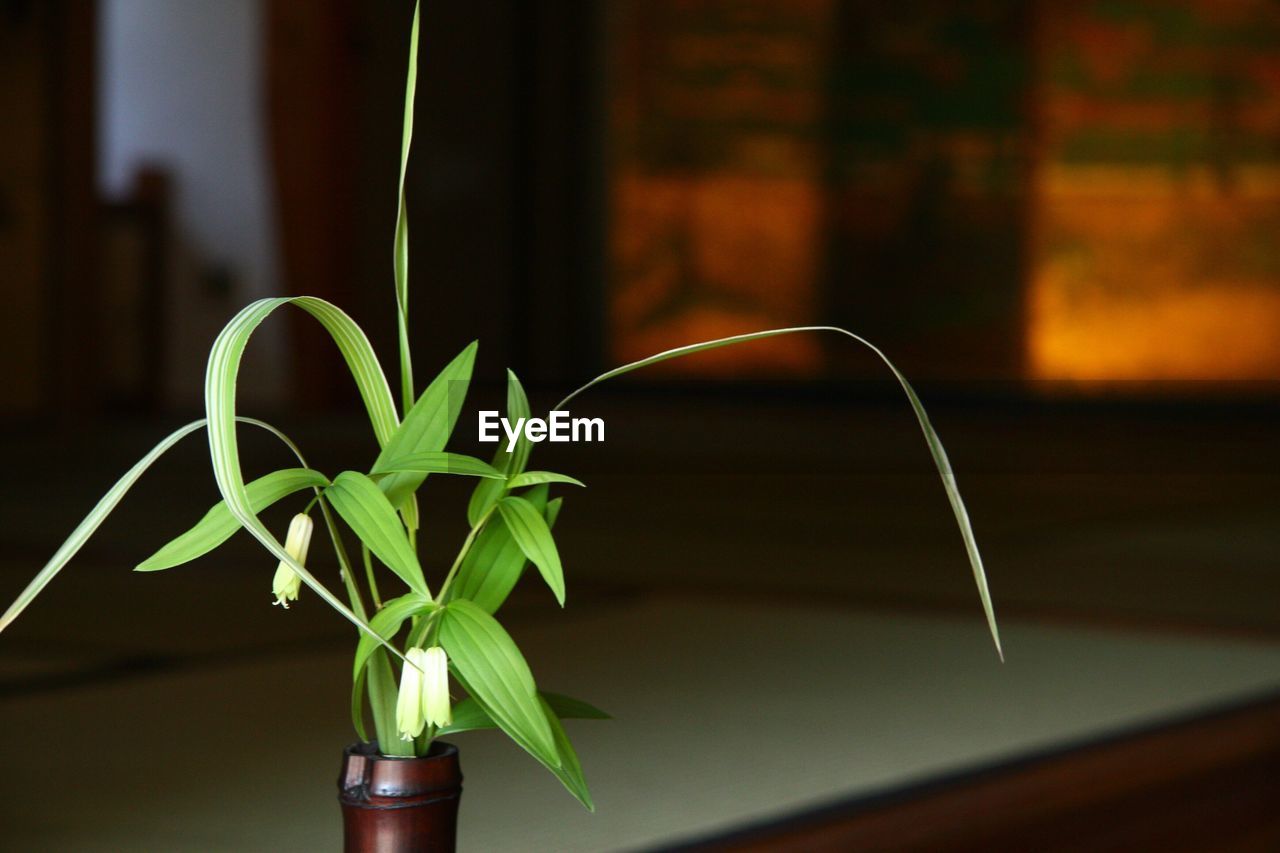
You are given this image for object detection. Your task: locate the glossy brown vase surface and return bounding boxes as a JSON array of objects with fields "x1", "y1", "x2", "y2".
[{"x1": 338, "y1": 741, "x2": 463, "y2": 853}]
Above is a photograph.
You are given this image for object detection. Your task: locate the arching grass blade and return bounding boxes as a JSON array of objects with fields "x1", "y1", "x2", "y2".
[
  {"x1": 0, "y1": 417, "x2": 307, "y2": 632},
  {"x1": 557, "y1": 325, "x2": 1002, "y2": 659}
]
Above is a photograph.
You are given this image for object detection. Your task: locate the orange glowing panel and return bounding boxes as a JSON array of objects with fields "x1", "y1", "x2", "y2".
[
  {"x1": 1030, "y1": 168, "x2": 1280, "y2": 382},
  {"x1": 1030, "y1": 2, "x2": 1280, "y2": 385},
  {"x1": 611, "y1": 172, "x2": 822, "y2": 375},
  {"x1": 607, "y1": 0, "x2": 831, "y2": 377}
]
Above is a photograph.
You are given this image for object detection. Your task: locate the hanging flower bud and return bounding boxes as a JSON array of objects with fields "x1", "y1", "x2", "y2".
[
  {"x1": 397, "y1": 646, "x2": 452, "y2": 741},
  {"x1": 397, "y1": 647, "x2": 428, "y2": 740},
  {"x1": 420, "y1": 646, "x2": 452, "y2": 728},
  {"x1": 271, "y1": 513, "x2": 313, "y2": 608}
]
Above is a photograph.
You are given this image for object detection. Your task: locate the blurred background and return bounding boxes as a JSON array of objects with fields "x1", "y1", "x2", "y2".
[{"x1": 3, "y1": 1, "x2": 1280, "y2": 850}]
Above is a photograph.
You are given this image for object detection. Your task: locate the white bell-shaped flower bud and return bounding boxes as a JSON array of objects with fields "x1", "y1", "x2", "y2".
[
  {"x1": 420, "y1": 646, "x2": 452, "y2": 728},
  {"x1": 397, "y1": 647, "x2": 428, "y2": 740},
  {"x1": 396, "y1": 646, "x2": 452, "y2": 741},
  {"x1": 271, "y1": 513, "x2": 313, "y2": 608}
]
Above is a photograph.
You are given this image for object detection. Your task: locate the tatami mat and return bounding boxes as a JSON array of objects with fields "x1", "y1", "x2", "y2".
[{"x1": 3, "y1": 597, "x2": 1279, "y2": 851}]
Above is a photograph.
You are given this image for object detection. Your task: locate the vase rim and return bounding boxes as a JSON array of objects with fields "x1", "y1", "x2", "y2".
[{"x1": 345, "y1": 740, "x2": 459, "y2": 762}]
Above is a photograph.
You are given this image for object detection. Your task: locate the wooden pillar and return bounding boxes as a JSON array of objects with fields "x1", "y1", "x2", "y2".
[{"x1": 265, "y1": 0, "x2": 359, "y2": 410}]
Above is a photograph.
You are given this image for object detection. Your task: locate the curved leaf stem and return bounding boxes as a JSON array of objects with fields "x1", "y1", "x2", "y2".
[
  {"x1": 362, "y1": 543, "x2": 384, "y2": 611},
  {"x1": 0, "y1": 417, "x2": 305, "y2": 633},
  {"x1": 554, "y1": 325, "x2": 1003, "y2": 660},
  {"x1": 435, "y1": 505, "x2": 497, "y2": 603}
]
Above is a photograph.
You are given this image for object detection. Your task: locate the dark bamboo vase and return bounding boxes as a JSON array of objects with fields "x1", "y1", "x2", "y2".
[{"x1": 338, "y1": 741, "x2": 463, "y2": 853}]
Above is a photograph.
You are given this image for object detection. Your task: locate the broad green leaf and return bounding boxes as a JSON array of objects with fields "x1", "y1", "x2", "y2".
[
  {"x1": 406, "y1": 610, "x2": 438, "y2": 648},
  {"x1": 450, "y1": 486, "x2": 550, "y2": 613},
  {"x1": 393, "y1": 1, "x2": 421, "y2": 412},
  {"x1": 204, "y1": 296, "x2": 402, "y2": 652},
  {"x1": 352, "y1": 593, "x2": 434, "y2": 681},
  {"x1": 556, "y1": 325, "x2": 1003, "y2": 659},
  {"x1": 137, "y1": 468, "x2": 329, "y2": 571},
  {"x1": 438, "y1": 600, "x2": 558, "y2": 766},
  {"x1": 545, "y1": 497, "x2": 563, "y2": 528},
  {"x1": 368, "y1": 649, "x2": 413, "y2": 756},
  {"x1": 434, "y1": 696, "x2": 495, "y2": 735},
  {"x1": 375, "y1": 341, "x2": 478, "y2": 509},
  {"x1": 540, "y1": 695, "x2": 594, "y2": 811},
  {"x1": 507, "y1": 471, "x2": 585, "y2": 489},
  {"x1": 498, "y1": 496, "x2": 565, "y2": 606},
  {"x1": 350, "y1": 590, "x2": 431, "y2": 757},
  {"x1": 466, "y1": 467, "x2": 505, "y2": 527},
  {"x1": 0, "y1": 417, "x2": 305, "y2": 634},
  {"x1": 542, "y1": 691, "x2": 610, "y2": 720},
  {"x1": 443, "y1": 674, "x2": 593, "y2": 811},
  {"x1": 467, "y1": 369, "x2": 531, "y2": 525},
  {"x1": 372, "y1": 451, "x2": 504, "y2": 480},
  {"x1": 351, "y1": 660, "x2": 370, "y2": 742},
  {"x1": 505, "y1": 370, "x2": 533, "y2": 478},
  {"x1": 326, "y1": 472, "x2": 429, "y2": 597},
  {"x1": 438, "y1": 691, "x2": 609, "y2": 735}
]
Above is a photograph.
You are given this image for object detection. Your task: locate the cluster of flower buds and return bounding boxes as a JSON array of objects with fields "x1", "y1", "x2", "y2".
[
  {"x1": 268, "y1": 513, "x2": 452, "y2": 742},
  {"x1": 397, "y1": 646, "x2": 452, "y2": 739}
]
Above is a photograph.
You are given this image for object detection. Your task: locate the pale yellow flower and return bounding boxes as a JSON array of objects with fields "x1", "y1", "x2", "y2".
[
  {"x1": 421, "y1": 646, "x2": 452, "y2": 728},
  {"x1": 397, "y1": 647, "x2": 428, "y2": 740},
  {"x1": 271, "y1": 513, "x2": 313, "y2": 608},
  {"x1": 397, "y1": 645, "x2": 452, "y2": 740}
]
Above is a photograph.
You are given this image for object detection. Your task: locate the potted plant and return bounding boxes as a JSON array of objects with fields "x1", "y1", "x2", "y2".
[{"x1": 1, "y1": 5, "x2": 1000, "y2": 851}]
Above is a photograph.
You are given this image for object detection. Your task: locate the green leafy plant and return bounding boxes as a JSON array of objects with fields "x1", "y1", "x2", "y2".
[{"x1": 0, "y1": 4, "x2": 999, "y2": 812}]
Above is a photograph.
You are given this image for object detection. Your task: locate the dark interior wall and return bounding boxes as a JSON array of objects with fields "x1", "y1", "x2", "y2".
[
  {"x1": 818, "y1": 1, "x2": 1033, "y2": 380},
  {"x1": 345, "y1": 0, "x2": 603, "y2": 395},
  {"x1": 0, "y1": 0, "x2": 97, "y2": 420},
  {"x1": 11, "y1": 1, "x2": 1280, "y2": 422}
]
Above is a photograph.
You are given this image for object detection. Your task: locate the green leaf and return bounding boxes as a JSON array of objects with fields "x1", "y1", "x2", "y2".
[
  {"x1": 450, "y1": 486, "x2": 550, "y2": 613},
  {"x1": 556, "y1": 325, "x2": 1003, "y2": 659},
  {"x1": 367, "y1": 649, "x2": 414, "y2": 756},
  {"x1": 351, "y1": 661, "x2": 370, "y2": 742},
  {"x1": 438, "y1": 691, "x2": 609, "y2": 734},
  {"x1": 545, "y1": 497, "x2": 564, "y2": 528},
  {"x1": 434, "y1": 696, "x2": 496, "y2": 736},
  {"x1": 505, "y1": 370, "x2": 533, "y2": 479},
  {"x1": 204, "y1": 296, "x2": 402, "y2": 652},
  {"x1": 467, "y1": 369, "x2": 531, "y2": 525},
  {"x1": 350, "y1": 591, "x2": 431, "y2": 758},
  {"x1": 540, "y1": 695, "x2": 594, "y2": 811},
  {"x1": 375, "y1": 341, "x2": 478, "y2": 510},
  {"x1": 438, "y1": 682, "x2": 596, "y2": 811},
  {"x1": 352, "y1": 593, "x2": 434, "y2": 681},
  {"x1": 393, "y1": 1, "x2": 421, "y2": 413},
  {"x1": 137, "y1": 468, "x2": 329, "y2": 571},
  {"x1": 507, "y1": 471, "x2": 585, "y2": 490},
  {"x1": 372, "y1": 451, "x2": 505, "y2": 480},
  {"x1": 542, "y1": 691, "x2": 610, "y2": 720},
  {"x1": 326, "y1": 472, "x2": 429, "y2": 597},
  {"x1": 438, "y1": 600, "x2": 558, "y2": 767},
  {"x1": 497, "y1": 495, "x2": 565, "y2": 606},
  {"x1": 466, "y1": 470, "x2": 505, "y2": 528},
  {"x1": 0, "y1": 417, "x2": 306, "y2": 634}
]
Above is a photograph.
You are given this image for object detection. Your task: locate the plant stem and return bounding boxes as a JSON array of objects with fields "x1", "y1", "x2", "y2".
[
  {"x1": 398, "y1": 316, "x2": 414, "y2": 416},
  {"x1": 317, "y1": 495, "x2": 366, "y2": 618},
  {"x1": 362, "y1": 544, "x2": 383, "y2": 610},
  {"x1": 318, "y1": 495, "x2": 410, "y2": 755},
  {"x1": 434, "y1": 506, "x2": 496, "y2": 603}
]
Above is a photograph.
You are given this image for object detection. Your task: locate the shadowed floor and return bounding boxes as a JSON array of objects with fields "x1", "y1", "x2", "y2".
[{"x1": 2, "y1": 598, "x2": 1280, "y2": 851}]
